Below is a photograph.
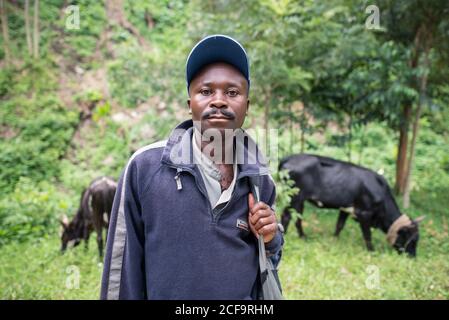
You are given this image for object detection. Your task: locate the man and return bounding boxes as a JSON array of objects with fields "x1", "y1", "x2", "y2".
[{"x1": 101, "y1": 35, "x2": 283, "y2": 300}]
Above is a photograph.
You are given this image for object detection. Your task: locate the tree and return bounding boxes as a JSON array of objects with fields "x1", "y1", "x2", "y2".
[
  {"x1": 0, "y1": 0, "x2": 10, "y2": 63},
  {"x1": 379, "y1": 0, "x2": 449, "y2": 207},
  {"x1": 25, "y1": 0, "x2": 32, "y2": 56},
  {"x1": 33, "y1": 0, "x2": 39, "y2": 58}
]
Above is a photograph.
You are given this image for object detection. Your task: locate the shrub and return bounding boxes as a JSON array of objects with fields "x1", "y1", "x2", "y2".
[
  {"x1": 0, "y1": 108, "x2": 78, "y2": 193},
  {"x1": 0, "y1": 178, "x2": 68, "y2": 246}
]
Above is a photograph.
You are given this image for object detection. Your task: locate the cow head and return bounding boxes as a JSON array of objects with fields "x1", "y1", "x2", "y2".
[
  {"x1": 393, "y1": 216, "x2": 425, "y2": 257},
  {"x1": 60, "y1": 214, "x2": 82, "y2": 253}
]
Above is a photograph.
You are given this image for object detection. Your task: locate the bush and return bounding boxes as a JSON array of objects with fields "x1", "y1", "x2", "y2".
[
  {"x1": 272, "y1": 169, "x2": 300, "y2": 220},
  {"x1": 107, "y1": 46, "x2": 155, "y2": 108},
  {"x1": 0, "y1": 68, "x2": 14, "y2": 98},
  {"x1": 61, "y1": 0, "x2": 107, "y2": 61},
  {"x1": 0, "y1": 140, "x2": 60, "y2": 193},
  {"x1": 0, "y1": 107, "x2": 78, "y2": 193},
  {"x1": 0, "y1": 178, "x2": 68, "y2": 246}
]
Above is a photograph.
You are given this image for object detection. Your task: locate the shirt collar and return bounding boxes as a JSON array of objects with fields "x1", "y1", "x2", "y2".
[{"x1": 192, "y1": 128, "x2": 238, "y2": 181}]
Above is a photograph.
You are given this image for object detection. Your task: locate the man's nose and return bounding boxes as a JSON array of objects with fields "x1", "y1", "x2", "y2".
[{"x1": 210, "y1": 91, "x2": 227, "y2": 109}]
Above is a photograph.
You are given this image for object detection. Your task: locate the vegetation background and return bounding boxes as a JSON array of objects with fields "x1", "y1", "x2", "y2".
[{"x1": 0, "y1": 0, "x2": 448, "y2": 299}]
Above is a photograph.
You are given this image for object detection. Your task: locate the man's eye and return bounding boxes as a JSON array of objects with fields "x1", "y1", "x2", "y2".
[
  {"x1": 227, "y1": 90, "x2": 239, "y2": 97},
  {"x1": 200, "y1": 89, "x2": 212, "y2": 95}
]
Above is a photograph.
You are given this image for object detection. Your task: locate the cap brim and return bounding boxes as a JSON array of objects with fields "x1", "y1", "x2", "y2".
[{"x1": 186, "y1": 35, "x2": 249, "y2": 89}]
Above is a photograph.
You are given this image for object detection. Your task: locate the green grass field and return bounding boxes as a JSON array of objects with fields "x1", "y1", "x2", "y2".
[
  {"x1": 1, "y1": 197, "x2": 447, "y2": 300},
  {"x1": 280, "y1": 205, "x2": 449, "y2": 299}
]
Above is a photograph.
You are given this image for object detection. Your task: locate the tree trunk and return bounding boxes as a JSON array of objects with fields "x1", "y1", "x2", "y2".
[
  {"x1": 403, "y1": 88, "x2": 425, "y2": 208},
  {"x1": 144, "y1": 9, "x2": 155, "y2": 29},
  {"x1": 395, "y1": 24, "x2": 422, "y2": 196},
  {"x1": 347, "y1": 113, "x2": 353, "y2": 162},
  {"x1": 0, "y1": 0, "x2": 10, "y2": 63},
  {"x1": 33, "y1": 0, "x2": 39, "y2": 59},
  {"x1": 395, "y1": 104, "x2": 411, "y2": 194},
  {"x1": 403, "y1": 44, "x2": 430, "y2": 208},
  {"x1": 300, "y1": 106, "x2": 307, "y2": 153},
  {"x1": 288, "y1": 103, "x2": 293, "y2": 156},
  {"x1": 357, "y1": 124, "x2": 365, "y2": 165},
  {"x1": 264, "y1": 88, "x2": 270, "y2": 150},
  {"x1": 25, "y1": 0, "x2": 32, "y2": 56},
  {"x1": 300, "y1": 120, "x2": 305, "y2": 153}
]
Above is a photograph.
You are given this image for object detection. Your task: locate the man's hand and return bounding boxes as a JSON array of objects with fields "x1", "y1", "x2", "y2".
[{"x1": 248, "y1": 192, "x2": 278, "y2": 243}]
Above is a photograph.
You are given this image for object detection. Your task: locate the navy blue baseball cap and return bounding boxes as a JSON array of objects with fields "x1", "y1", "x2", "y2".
[{"x1": 186, "y1": 34, "x2": 250, "y2": 93}]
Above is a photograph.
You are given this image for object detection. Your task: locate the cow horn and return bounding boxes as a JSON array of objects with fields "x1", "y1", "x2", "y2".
[
  {"x1": 60, "y1": 214, "x2": 69, "y2": 227},
  {"x1": 414, "y1": 216, "x2": 426, "y2": 224}
]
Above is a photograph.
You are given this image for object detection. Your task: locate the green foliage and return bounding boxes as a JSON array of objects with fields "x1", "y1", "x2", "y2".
[
  {"x1": 92, "y1": 101, "x2": 111, "y2": 122},
  {"x1": 0, "y1": 101, "x2": 78, "y2": 193},
  {"x1": 75, "y1": 89, "x2": 103, "y2": 105},
  {"x1": 107, "y1": 47, "x2": 155, "y2": 108},
  {"x1": 272, "y1": 169, "x2": 301, "y2": 220},
  {"x1": 0, "y1": 67, "x2": 14, "y2": 97},
  {"x1": 125, "y1": 0, "x2": 190, "y2": 39},
  {"x1": 0, "y1": 178, "x2": 66, "y2": 246},
  {"x1": 61, "y1": 0, "x2": 107, "y2": 61}
]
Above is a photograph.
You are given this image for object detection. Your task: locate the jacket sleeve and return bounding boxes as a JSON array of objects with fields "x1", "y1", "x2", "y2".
[
  {"x1": 264, "y1": 179, "x2": 284, "y2": 265},
  {"x1": 100, "y1": 159, "x2": 146, "y2": 300}
]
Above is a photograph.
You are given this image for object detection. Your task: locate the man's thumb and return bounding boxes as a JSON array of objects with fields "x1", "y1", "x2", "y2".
[{"x1": 248, "y1": 192, "x2": 255, "y2": 211}]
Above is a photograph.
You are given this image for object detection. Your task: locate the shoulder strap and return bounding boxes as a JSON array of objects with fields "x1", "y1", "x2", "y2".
[{"x1": 249, "y1": 176, "x2": 284, "y2": 300}]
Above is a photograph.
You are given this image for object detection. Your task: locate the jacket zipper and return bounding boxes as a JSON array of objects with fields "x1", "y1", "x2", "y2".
[
  {"x1": 163, "y1": 162, "x2": 269, "y2": 225},
  {"x1": 163, "y1": 164, "x2": 214, "y2": 220}
]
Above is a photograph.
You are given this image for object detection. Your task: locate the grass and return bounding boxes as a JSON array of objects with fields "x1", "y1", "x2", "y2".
[
  {"x1": 279, "y1": 202, "x2": 449, "y2": 300},
  {"x1": 1, "y1": 195, "x2": 448, "y2": 300},
  {"x1": 0, "y1": 236, "x2": 102, "y2": 299}
]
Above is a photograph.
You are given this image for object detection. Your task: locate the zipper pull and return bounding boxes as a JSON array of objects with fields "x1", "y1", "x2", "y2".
[{"x1": 174, "y1": 168, "x2": 183, "y2": 190}]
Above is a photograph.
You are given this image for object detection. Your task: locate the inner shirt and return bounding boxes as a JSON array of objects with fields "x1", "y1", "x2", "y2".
[{"x1": 192, "y1": 129, "x2": 238, "y2": 210}]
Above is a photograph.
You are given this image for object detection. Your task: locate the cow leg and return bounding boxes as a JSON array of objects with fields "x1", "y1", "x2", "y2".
[
  {"x1": 334, "y1": 211, "x2": 349, "y2": 237},
  {"x1": 93, "y1": 210, "x2": 104, "y2": 257},
  {"x1": 97, "y1": 229, "x2": 104, "y2": 257},
  {"x1": 294, "y1": 195, "x2": 306, "y2": 238},
  {"x1": 359, "y1": 218, "x2": 374, "y2": 251},
  {"x1": 295, "y1": 216, "x2": 306, "y2": 238},
  {"x1": 281, "y1": 209, "x2": 292, "y2": 234},
  {"x1": 83, "y1": 225, "x2": 90, "y2": 250},
  {"x1": 281, "y1": 193, "x2": 301, "y2": 235}
]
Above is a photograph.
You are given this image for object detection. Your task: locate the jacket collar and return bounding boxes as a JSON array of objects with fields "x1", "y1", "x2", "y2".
[{"x1": 161, "y1": 119, "x2": 270, "y2": 177}]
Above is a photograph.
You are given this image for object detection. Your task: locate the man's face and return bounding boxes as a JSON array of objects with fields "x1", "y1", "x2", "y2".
[{"x1": 188, "y1": 62, "x2": 249, "y2": 134}]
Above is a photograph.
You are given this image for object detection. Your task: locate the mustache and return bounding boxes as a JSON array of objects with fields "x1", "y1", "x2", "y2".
[{"x1": 202, "y1": 108, "x2": 236, "y2": 120}]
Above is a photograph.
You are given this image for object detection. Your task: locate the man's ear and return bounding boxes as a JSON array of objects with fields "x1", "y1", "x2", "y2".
[
  {"x1": 187, "y1": 99, "x2": 191, "y2": 114},
  {"x1": 246, "y1": 99, "x2": 250, "y2": 114}
]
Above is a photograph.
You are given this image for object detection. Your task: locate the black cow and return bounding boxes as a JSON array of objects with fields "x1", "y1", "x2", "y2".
[
  {"x1": 60, "y1": 176, "x2": 117, "y2": 257},
  {"x1": 279, "y1": 154, "x2": 423, "y2": 257}
]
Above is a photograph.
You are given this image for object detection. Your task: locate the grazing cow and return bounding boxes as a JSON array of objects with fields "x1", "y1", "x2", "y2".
[
  {"x1": 60, "y1": 176, "x2": 117, "y2": 257},
  {"x1": 279, "y1": 154, "x2": 424, "y2": 257}
]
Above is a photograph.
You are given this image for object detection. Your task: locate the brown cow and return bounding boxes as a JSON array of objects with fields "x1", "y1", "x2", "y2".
[{"x1": 60, "y1": 176, "x2": 117, "y2": 257}]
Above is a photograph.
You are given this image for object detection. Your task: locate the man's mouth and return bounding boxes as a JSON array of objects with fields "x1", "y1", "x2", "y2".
[
  {"x1": 202, "y1": 108, "x2": 236, "y2": 120},
  {"x1": 207, "y1": 115, "x2": 231, "y2": 120}
]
